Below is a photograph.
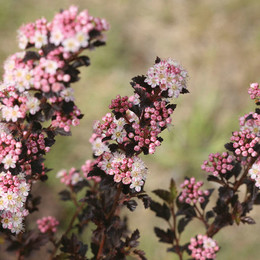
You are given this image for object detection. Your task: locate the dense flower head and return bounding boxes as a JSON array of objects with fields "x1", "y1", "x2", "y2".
[
  {"x1": 248, "y1": 159, "x2": 260, "y2": 188},
  {"x1": 230, "y1": 130, "x2": 259, "y2": 160},
  {"x1": 0, "y1": 172, "x2": 30, "y2": 234},
  {"x1": 37, "y1": 216, "x2": 59, "y2": 233},
  {"x1": 248, "y1": 83, "x2": 260, "y2": 103},
  {"x1": 179, "y1": 177, "x2": 209, "y2": 204},
  {"x1": 18, "y1": 5, "x2": 109, "y2": 53},
  {"x1": 56, "y1": 167, "x2": 83, "y2": 186},
  {"x1": 201, "y1": 152, "x2": 234, "y2": 176},
  {"x1": 145, "y1": 58, "x2": 188, "y2": 98},
  {"x1": 188, "y1": 234, "x2": 219, "y2": 260}
]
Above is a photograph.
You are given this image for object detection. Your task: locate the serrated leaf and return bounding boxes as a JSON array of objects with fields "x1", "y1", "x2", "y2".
[
  {"x1": 153, "y1": 189, "x2": 172, "y2": 204},
  {"x1": 154, "y1": 227, "x2": 175, "y2": 244},
  {"x1": 137, "y1": 194, "x2": 151, "y2": 208},
  {"x1": 124, "y1": 200, "x2": 138, "y2": 211},
  {"x1": 59, "y1": 190, "x2": 71, "y2": 201},
  {"x1": 150, "y1": 200, "x2": 171, "y2": 221}
]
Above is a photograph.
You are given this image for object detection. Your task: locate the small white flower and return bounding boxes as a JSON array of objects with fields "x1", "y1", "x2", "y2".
[
  {"x1": 34, "y1": 31, "x2": 47, "y2": 49},
  {"x1": 2, "y1": 154, "x2": 17, "y2": 169},
  {"x1": 44, "y1": 59, "x2": 59, "y2": 75},
  {"x1": 1, "y1": 215, "x2": 11, "y2": 229},
  {"x1": 11, "y1": 221, "x2": 24, "y2": 234},
  {"x1": 60, "y1": 87, "x2": 75, "y2": 102},
  {"x1": 10, "y1": 212, "x2": 23, "y2": 228},
  {"x1": 14, "y1": 68, "x2": 25, "y2": 82},
  {"x1": 145, "y1": 75, "x2": 159, "y2": 88},
  {"x1": 50, "y1": 29, "x2": 64, "y2": 46},
  {"x1": 26, "y1": 96, "x2": 41, "y2": 115},
  {"x1": 130, "y1": 178, "x2": 144, "y2": 192},
  {"x1": 2, "y1": 105, "x2": 23, "y2": 122},
  {"x1": 76, "y1": 32, "x2": 89, "y2": 48},
  {"x1": 62, "y1": 37, "x2": 80, "y2": 53},
  {"x1": 249, "y1": 163, "x2": 260, "y2": 180},
  {"x1": 111, "y1": 128, "x2": 126, "y2": 143},
  {"x1": 18, "y1": 182, "x2": 30, "y2": 197},
  {"x1": 112, "y1": 152, "x2": 125, "y2": 164},
  {"x1": 92, "y1": 138, "x2": 109, "y2": 156},
  {"x1": 99, "y1": 158, "x2": 113, "y2": 172}
]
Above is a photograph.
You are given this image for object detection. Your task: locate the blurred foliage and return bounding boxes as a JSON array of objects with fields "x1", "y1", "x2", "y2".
[{"x1": 0, "y1": 0, "x2": 260, "y2": 259}]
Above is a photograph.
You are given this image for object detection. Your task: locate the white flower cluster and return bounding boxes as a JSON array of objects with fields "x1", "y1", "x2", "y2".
[
  {"x1": 0, "y1": 172, "x2": 30, "y2": 234},
  {"x1": 145, "y1": 58, "x2": 188, "y2": 98}
]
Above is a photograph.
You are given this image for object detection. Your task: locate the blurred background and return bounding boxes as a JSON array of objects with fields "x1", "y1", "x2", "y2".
[{"x1": 0, "y1": 0, "x2": 260, "y2": 259}]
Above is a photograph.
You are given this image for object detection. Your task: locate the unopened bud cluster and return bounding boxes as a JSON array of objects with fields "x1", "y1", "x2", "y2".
[
  {"x1": 201, "y1": 152, "x2": 234, "y2": 176},
  {"x1": 179, "y1": 177, "x2": 209, "y2": 204},
  {"x1": 37, "y1": 216, "x2": 59, "y2": 233}
]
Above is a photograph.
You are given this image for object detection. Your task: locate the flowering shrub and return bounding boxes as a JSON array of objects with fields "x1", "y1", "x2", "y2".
[{"x1": 0, "y1": 5, "x2": 260, "y2": 260}]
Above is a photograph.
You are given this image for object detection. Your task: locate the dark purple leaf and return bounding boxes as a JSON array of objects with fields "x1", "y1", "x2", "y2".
[{"x1": 154, "y1": 227, "x2": 175, "y2": 244}]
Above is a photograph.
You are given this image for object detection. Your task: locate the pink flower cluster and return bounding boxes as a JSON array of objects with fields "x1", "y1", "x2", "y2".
[
  {"x1": 188, "y1": 234, "x2": 219, "y2": 260},
  {"x1": 56, "y1": 167, "x2": 83, "y2": 186},
  {"x1": 145, "y1": 58, "x2": 188, "y2": 98},
  {"x1": 37, "y1": 216, "x2": 59, "y2": 233},
  {"x1": 248, "y1": 160, "x2": 260, "y2": 188},
  {"x1": 230, "y1": 130, "x2": 259, "y2": 159},
  {"x1": 88, "y1": 58, "x2": 188, "y2": 191},
  {"x1": 179, "y1": 178, "x2": 209, "y2": 204},
  {"x1": 18, "y1": 5, "x2": 109, "y2": 53},
  {"x1": 201, "y1": 152, "x2": 234, "y2": 176},
  {"x1": 248, "y1": 83, "x2": 260, "y2": 103},
  {"x1": 0, "y1": 172, "x2": 30, "y2": 234},
  {"x1": 109, "y1": 95, "x2": 133, "y2": 114}
]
